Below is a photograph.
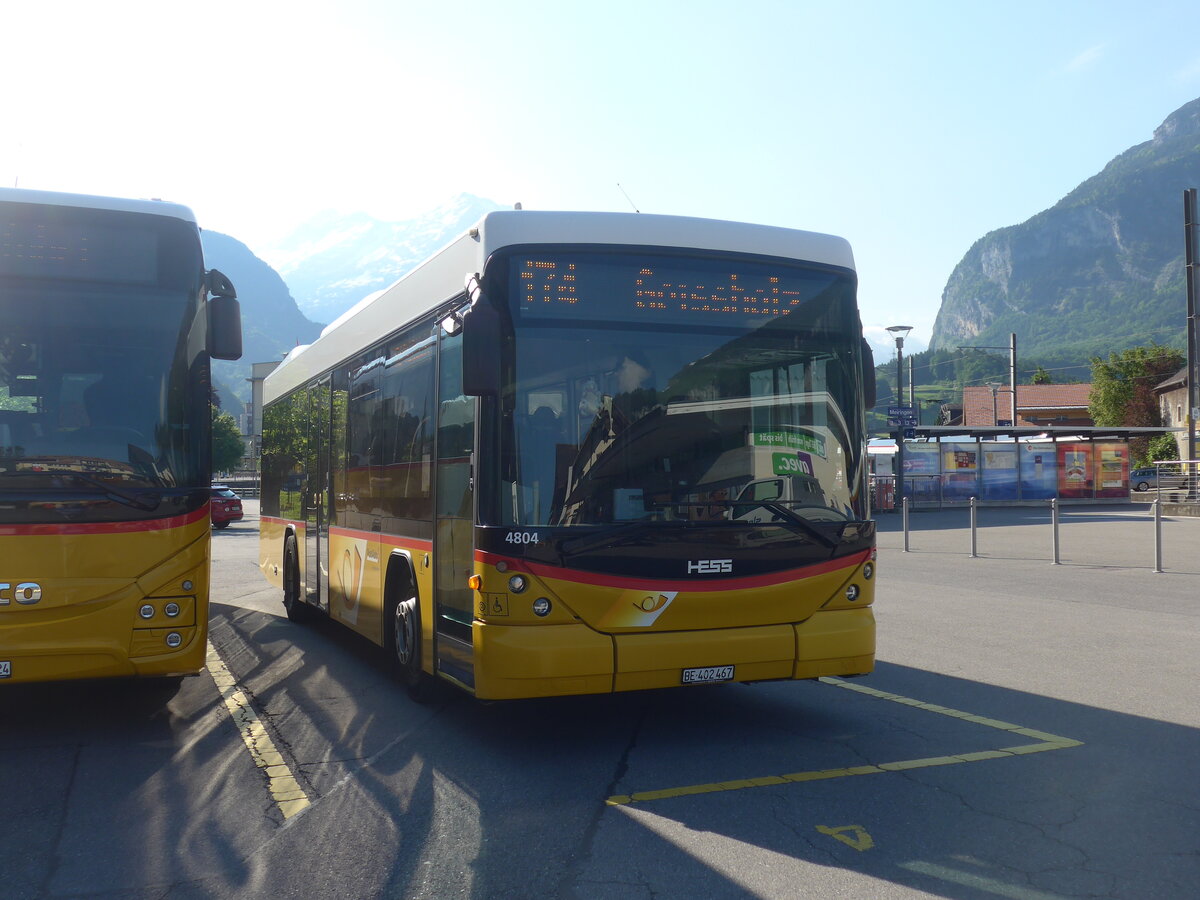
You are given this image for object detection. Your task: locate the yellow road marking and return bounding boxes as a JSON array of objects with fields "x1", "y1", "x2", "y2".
[
  {"x1": 816, "y1": 824, "x2": 874, "y2": 851},
  {"x1": 205, "y1": 641, "x2": 311, "y2": 820},
  {"x1": 606, "y1": 677, "x2": 1082, "y2": 806}
]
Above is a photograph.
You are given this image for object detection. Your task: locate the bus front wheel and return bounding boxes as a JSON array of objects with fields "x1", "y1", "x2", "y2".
[{"x1": 390, "y1": 595, "x2": 436, "y2": 702}]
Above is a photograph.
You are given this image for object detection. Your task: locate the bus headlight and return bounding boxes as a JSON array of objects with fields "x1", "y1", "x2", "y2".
[
  {"x1": 164, "y1": 602, "x2": 180, "y2": 618},
  {"x1": 139, "y1": 604, "x2": 155, "y2": 619},
  {"x1": 862, "y1": 562, "x2": 874, "y2": 580},
  {"x1": 182, "y1": 580, "x2": 194, "y2": 592},
  {"x1": 165, "y1": 632, "x2": 183, "y2": 648},
  {"x1": 845, "y1": 584, "x2": 860, "y2": 601},
  {"x1": 532, "y1": 597, "x2": 551, "y2": 617},
  {"x1": 508, "y1": 575, "x2": 527, "y2": 594}
]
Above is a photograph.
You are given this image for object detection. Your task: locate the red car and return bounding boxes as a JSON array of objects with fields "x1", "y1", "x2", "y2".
[{"x1": 210, "y1": 485, "x2": 244, "y2": 529}]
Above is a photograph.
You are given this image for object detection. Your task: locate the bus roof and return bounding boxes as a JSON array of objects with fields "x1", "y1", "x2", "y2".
[
  {"x1": 474, "y1": 210, "x2": 854, "y2": 269},
  {"x1": 0, "y1": 187, "x2": 197, "y2": 223},
  {"x1": 265, "y1": 210, "x2": 855, "y2": 401}
]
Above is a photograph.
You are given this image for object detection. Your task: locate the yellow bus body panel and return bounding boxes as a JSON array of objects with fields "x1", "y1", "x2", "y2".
[
  {"x1": 475, "y1": 551, "x2": 872, "y2": 633},
  {"x1": 472, "y1": 621, "x2": 615, "y2": 699},
  {"x1": 0, "y1": 512, "x2": 211, "y2": 683},
  {"x1": 257, "y1": 525, "x2": 876, "y2": 699},
  {"x1": 258, "y1": 515, "x2": 287, "y2": 590},
  {"x1": 468, "y1": 553, "x2": 876, "y2": 699},
  {"x1": 260, "y1": 518, "x2": 434, "y2": 658},
  {"x1": 793, "y1": 606, "x2": 876, "y2": 679}
]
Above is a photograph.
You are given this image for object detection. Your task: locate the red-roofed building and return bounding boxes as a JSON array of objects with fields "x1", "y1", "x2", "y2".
[{"x1": 960, "y1": 384, "x2": 1094, "y2": 428}]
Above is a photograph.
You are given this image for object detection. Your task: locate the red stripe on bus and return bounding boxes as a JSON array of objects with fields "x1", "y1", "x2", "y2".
[
  {"x1": 473, "y1": 548, "x2": 871, "y2": 593},
  {"x1": 264, "y1": 518, "x2": 434, "y2": 554},
  {"x1": 329, "y1": 525, "x2": 433, "y2": 552},
  {"x1": 0, "y1": 505, "x2": 210, "y2": 537}
]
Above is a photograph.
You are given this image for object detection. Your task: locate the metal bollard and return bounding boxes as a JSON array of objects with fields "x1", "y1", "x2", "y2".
[
  {"x1": 1153, "y1": 499, "x2": 1163, "y2": 573},
  {"x1": 902, "y1": 496, "x2": 910, "y2": 552},
  {"x1": 969, "y1": 496, "x2": 978, "y2": 558},
  {"x1": 1050, "y1": 498, "x2": 1060, "y2": 565}
]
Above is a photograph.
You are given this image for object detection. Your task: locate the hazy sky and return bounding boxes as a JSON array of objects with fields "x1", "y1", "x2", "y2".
[{"x1": 4, "y1": 1, "x2": 1199, "y2": 354}]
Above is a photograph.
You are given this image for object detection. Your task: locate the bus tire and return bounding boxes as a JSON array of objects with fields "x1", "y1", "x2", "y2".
[
  {"x1": 282, "y1": 534, "x2": 311, "y2": 623},
  {"x1": 389, "y1": 591, "x2": 437, "y2": 703}
]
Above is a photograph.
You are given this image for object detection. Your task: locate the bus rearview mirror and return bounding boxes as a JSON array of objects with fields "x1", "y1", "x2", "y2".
[
  {"x1": 861, "y1": 337, "x2": 876, "y2": 410},
  {"x1": 208, "y1": 295, "x2": 243, "y2": 361},
  {"x1": 461, "y1": 300, "x2": 500, "y2": 397}
]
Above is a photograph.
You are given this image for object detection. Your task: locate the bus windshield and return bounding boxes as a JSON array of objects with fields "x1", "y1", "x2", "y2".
[
  {"x1": 496, "y1": 250, "x2": 864, "y2": 528},
  {"x1": 0, "y1": 204, "x2": 208, "y2": 521}
]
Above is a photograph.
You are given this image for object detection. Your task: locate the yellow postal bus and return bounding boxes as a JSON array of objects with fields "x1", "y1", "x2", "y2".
[
  {"x1": 259, "y1": 210, "x2": 877, "y2": 700},
  {"x1": 0, "y1": 188, "x2": 241, "y2": 685}
]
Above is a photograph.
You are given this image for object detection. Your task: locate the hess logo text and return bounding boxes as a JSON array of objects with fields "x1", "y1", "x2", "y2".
[{"x1": 687, "y1": 559, "x2": 732, "y2": 574}]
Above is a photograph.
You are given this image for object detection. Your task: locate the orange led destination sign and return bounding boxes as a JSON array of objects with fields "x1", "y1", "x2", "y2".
[{"x1": 514, "y1": 255, "x2": 844, "y2": 326}]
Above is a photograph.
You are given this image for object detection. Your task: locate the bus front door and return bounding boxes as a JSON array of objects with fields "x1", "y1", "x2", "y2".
[
  {"x1": 305, "y1": 376, "x2": 332, "y2": 613},
  {"x1": 433, "y1": 331, "x2": 476, "y2": 688}
]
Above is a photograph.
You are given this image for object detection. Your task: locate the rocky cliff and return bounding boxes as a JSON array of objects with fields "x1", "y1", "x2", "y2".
[
  {"x1": 930, "y1": 97, "x2": 1200, "y2": 359},
  {"x1": 200, "y1": 231, "x2": 323, "y2": 404}
]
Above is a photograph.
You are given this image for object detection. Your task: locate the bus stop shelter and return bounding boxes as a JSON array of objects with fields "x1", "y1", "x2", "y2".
[{"x1": 869, "y1": 426, "x2": 1177, "y2": 509}]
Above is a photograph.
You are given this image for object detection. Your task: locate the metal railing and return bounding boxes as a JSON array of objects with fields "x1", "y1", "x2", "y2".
[
  {"x1": 1142, "y1": 460, "x2": 1200, "y2": 502},
  {"x1": 895, "y1": 495, "x2": 1174, "y2": 572}
]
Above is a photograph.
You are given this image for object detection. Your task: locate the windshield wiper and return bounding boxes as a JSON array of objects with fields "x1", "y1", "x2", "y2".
[
  {"x1": 0, "y1": 470, "x2": 161, "y2": 511},
  {"x1": 755, "y1": 501, "x2": 839, "y2": 549}
]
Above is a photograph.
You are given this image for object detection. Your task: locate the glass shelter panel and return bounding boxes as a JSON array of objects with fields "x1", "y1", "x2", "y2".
[
  {"x1": 940, "y1": 442, "x2": 980, "y2": 501},
  {"x1": 901, "y1": 441, "x2": 940, "y2": 503},
  {"x1": 1019, "y1": 442, "x2": 1057, "y2": 499},
  {"x1": 1094, "y1": 443, "x2": 1129, "y2": 499},
  {"x1": 980, "y1": 442, "x2": 1018, "y2": 500}
]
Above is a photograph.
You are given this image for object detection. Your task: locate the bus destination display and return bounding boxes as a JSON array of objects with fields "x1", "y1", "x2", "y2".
[
  {"x1": 0, "y1": 214, "x2": 158, "y2": 284},
  {"x1": 515, "y1": 255, "x2": 843, "y2": 326}
]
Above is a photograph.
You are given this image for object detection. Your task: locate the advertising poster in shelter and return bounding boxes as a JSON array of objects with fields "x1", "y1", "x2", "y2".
[
  {"x1": 981, "y1": 442, "x2": 1019, "y2": 499},
  {"x1": 941, "y1": 441, "x2": 979, "y2": 500},
  {"x1": 1093, "y1": 443, "x2": 1129, "y2": 499},
  {"x1": 902, "y1": 441, "x2": 940, "y2": 502},
  {"x1": 1019, "y1": 442, "x2": 1058, "y2": 498},
  {"x1": 1057, "y1": 443, "x2": 1093, "y2": 498}
]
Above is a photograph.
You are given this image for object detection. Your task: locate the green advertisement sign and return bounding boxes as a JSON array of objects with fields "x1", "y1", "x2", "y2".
[
  {"x1": 753, "y1": 430, "x2": 826, "y2": 458},
  {"x1": 772, "y1": 452, "x2": 814, "y2": 476}
]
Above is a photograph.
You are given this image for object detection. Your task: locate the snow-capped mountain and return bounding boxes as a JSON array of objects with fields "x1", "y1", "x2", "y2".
[{"x1": 261, "y1": 193, "x2": 506, "y2": 325}]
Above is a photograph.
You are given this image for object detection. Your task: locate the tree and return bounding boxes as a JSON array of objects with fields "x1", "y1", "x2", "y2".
[
  {"x1": 1089, "y1": 342, "x2": 1184, "y2": 461},
  {"x1": 1142, "y1": 432, "x2": 1179, "y2": 467},
  {"x1": 1031, "y1": 365, "x2": 1052, "y2": 384},
  {"x1": 212, "y1": 405, "x2": 245, "y2": 475}
]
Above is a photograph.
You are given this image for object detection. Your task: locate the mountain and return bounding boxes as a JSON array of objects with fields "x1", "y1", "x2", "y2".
[
  {"x1": 930, "y1": 97, "x2": 1200, "y2": 359},
  {"x1": 262, "y1": 193, "x2": 506, "y2": 325},
  {"x1": 199, "y1": 231, "x2": 323, "y2": 405}
]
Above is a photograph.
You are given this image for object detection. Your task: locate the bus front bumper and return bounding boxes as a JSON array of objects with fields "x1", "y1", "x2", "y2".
[{"x1": 470, "y1": 607, "x2": 875, "y2": 700}]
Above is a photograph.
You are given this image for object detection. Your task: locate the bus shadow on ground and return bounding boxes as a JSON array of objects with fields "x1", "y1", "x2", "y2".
[{"x1": 205, "y1": 606, "x2": 1198, "y2": 900}]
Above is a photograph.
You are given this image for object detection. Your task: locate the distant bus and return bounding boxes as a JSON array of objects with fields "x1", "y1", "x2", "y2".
[
  {"x1": 259, "y1": 210, "x2": 877, "y2": 700},
  {"x1": 0, "y1": 188, "x2": 242, "y2": 685}
]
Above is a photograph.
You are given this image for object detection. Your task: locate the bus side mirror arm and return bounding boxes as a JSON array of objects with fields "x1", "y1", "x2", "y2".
[{"x1": 206, "y1": 268, "x2": 243, "y2": 361}]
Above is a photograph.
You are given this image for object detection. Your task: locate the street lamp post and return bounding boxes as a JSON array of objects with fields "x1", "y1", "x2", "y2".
[
  {"x1": 887, "y1": 325, "x2": 914, "y2": 505},
  {"x1": 959, "y1": 333, "x2": 1017, "y2": 425}
]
